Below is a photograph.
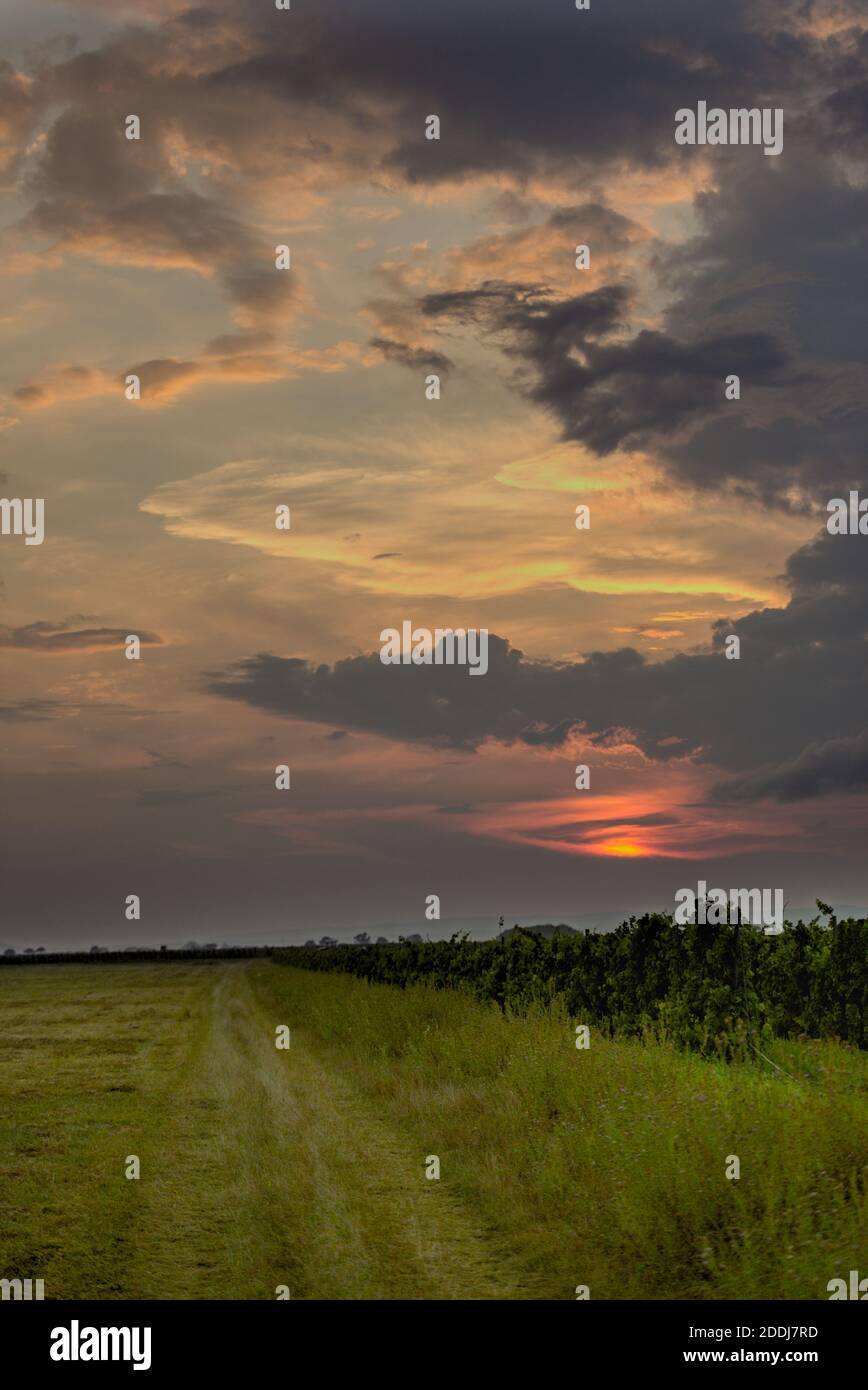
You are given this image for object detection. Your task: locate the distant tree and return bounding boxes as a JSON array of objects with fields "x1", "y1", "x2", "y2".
[
  {"x1": 353, "y1": 932, "x2": 371, "y2": 945},
  {"x1": 276, "y1": 913, "x2": 868, "y2": 1053},
  {"x1": 304, "y1": 939, "x2": 316, "y2": 947},
  {"x1": 24, "y1": 948, "x2": 34, "y2": 955},
  {"x1": 185, "y1": 940, "x2": 199, "y2": 949},
  {"x1": 318, "y1": 936, "x2": 338, "y2": 948},
  {"x1": 35, "y1": 946, "x2": 45, "y2": 953},
  {"x1": 203, "y1": 942, "x2": 217, "y2": 950},
  {"x1": 376, "y1": 936, "x2": 388, "y2": 944},
  {"x1": 3, "y1": 948, "x2": 15, "y2": 955},
  {"x1": 90, "y1": 946, "x2": 100, "y2": 954},
  {"x1": 406, "y1": 934, "x2": 423, "y2": 943}
]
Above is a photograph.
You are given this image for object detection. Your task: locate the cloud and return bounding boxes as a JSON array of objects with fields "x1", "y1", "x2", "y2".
[
  {"x1": 417, "y1": 278, "x2": 794, "y2": 457},
  {"x1": 138, "y1": 428, "x2": 602, "y2": 599},
  {"x1": 204, "y1": 523, "x2": 868, "y2": 788},
  {"x1": 6, "y1": 0, "x2": 865, "y2": 453},
  {"x1": 0, "y1": 698, "x2": 68, "y2": 722},
  {"x1": 368, "y1": 337, "x2": 453, "y2": 374},
  {"x1": 0, "y1": 60, "x2": 36, "y2": 179},
  {"x1": 654, "y1": 147, "x2": 868, "y2": 501},
  {"x1": 12, "y1": 337, "x2": 367, "y2": 410},
  {"x1": 444, "y1": 202, "x2": 653, "y2": 298},
  {"x1": 468, "y1": 791, "x2": 803, "y2": 860},
  {"x1": 2, "y1": 0, "x2": 868, "y2": 936},
  {"x1": 13, "y1": 366, "x2": 111, "y2": 408},
  {"x1": 710, "y1": 729, "x2": 868, "y2": 802},
  {"x1": 768, "y1": 0, "x2": 868, "y2": 38},
  {"x1": 20, "y1": 111, "x2": 300, "y2": 325},
  {"x1": 0, "y1": 621, "x2": 163, "y2": 652},
  {"x1": 144, "y1": 748, "x2": 189, "y2": 770}
]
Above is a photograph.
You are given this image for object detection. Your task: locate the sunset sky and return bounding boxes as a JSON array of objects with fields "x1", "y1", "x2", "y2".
[{"x1": 2, "y1": 0, "x2": 867, "y2": 946}]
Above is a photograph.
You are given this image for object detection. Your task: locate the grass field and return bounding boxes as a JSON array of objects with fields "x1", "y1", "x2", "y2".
[{"x1": 0, "y1": 960, "x2": 865, "y2": 1299}]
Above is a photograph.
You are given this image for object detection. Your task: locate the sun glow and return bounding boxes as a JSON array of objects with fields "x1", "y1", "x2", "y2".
[{"x1": 596, "y1": 839, "x2": 649, "y2": 858}]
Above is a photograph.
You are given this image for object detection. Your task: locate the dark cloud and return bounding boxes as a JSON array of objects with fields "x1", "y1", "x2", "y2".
[
  {"x1": 203, "y1": 330, "x2": 275, "y2": 358},
  {"x1": 651, "y1": 144, "x2": 868, "y2": 499},
  {"x1": 0, "y1": 622, "x2": 163, "y2": 652},
  {"x1": 520, "y1": 718, "x2": 584, "y2": 748},
  {"x1": 252, "y1": 0, "x2": 802, "y2": 186},
  {"x1": 528, "y1": 811, "x2": 681, "y2": 846},
  {"x1": 9, "y1": 0, "x2": 866, "y2": 485},
  {"x1": 144, "y1": 749, "x2": 189, "y2": 770},
  {"x1": 420, "y1": 279, "x2": 794, "y2": 457},
  {"x1": 710, "y1": 730, "x2": 868, "y2": 803},
  {"x1": 19, "y1": 108, "x2": 297, "y2": 326},
  {"x1": 0, "y1": 693, "x2": 162, "y2": 722},
  {"x1": 664, "y1": 413, "x2": 868, "y2": 509},
  {"x1": 369, "y1": 337, "x2": 454, "y2": 374},
  {"x1": 410, "y1": 146, "x2": 868, "y2": 508},
  {"x1": 523, "y1": 321, "x2": 792, "y2": 459},
  {"x1": 222, "y1": 265, "x2": 296, "y2": 323},
  {"x1": 205, "y1": 526, "x2": 868, "y2": 786},
  {"x1": 25, "y1": 110, "x2": 148, "y2": 209},
  {"x1": 12, "y1": 384, "x2": 45, "y2": 404},
  {"x1": 13, "y1": 366, "x2": 99, "y2": 405},
  {"x1": 22, "y1": 0, "x2": 803, "y2": 217},
  {"x1": 546, "y1": 202, "x2": 648, "y2": 249},
  {"x1": 0, "y1": 698, "x2": 68, "y2": 722}
]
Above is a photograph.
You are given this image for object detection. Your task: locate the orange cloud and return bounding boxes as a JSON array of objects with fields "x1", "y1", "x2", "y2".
[
  {"x1": 467, "y1": 794, "x2": 802, "y2": 861},
  {"x1": 446, "y1": 203, "x2": 653, "y2": 297},
  {"x1": 10, "y1": 338, "x2": 369, "y2": 410}
]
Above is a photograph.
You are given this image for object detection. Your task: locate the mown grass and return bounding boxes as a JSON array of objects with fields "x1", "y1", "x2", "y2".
[
  {"x1": 256, "y1": 964, "x2": 868, "y2": 1299},
  {"x1": 0, "y1": 962, "x2": 526, "y2": 1299},
  {"x1": 0, "y1": 964, "x2": 225, "y2": 1297},
  {"x1": 0, "y1": 960, "x2": 865, "y2": 1299}
]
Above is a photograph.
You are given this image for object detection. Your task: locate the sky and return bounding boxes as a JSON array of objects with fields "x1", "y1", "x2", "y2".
[{"x1": 1, "y1": 0, "x2": 867, "y2": 947}]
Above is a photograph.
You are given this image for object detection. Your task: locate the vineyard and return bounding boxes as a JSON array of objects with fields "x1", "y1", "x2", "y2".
[{"x1": 277, "y1": 913, "x2": 868, "y2": 1056}]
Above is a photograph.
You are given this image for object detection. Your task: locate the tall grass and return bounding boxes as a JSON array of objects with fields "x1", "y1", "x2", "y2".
[{"x1": 256, "y1": 964, "x2": 868, "y2": 1299}]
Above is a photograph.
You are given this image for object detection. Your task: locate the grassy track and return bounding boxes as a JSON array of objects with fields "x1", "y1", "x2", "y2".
[
  {"x1": 0, "y1": 962, "x2": 522, "y2": 1298},
  {"x1": 0, "y1": 961, "x2": 865, "y2": 1299}
]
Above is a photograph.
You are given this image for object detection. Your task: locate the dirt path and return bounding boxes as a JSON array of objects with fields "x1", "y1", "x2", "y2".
[{"x1": 125, "y1": 963, "x2": 523, "y2": 1299}]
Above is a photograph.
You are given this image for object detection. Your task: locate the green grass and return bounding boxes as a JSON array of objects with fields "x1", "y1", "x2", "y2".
[{"x1": 0, "y1": 960, "x2": 865, "y2": 1299}]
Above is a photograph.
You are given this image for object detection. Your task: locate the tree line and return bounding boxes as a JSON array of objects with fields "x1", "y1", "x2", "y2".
[{"x1": 276, "y1": 910, "x2": 867, "y2": 1056}]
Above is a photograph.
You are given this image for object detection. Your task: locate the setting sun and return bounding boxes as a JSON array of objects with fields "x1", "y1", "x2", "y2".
[{"x1": 595, "y1": 840, "x2": 649, "y2": 858}]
